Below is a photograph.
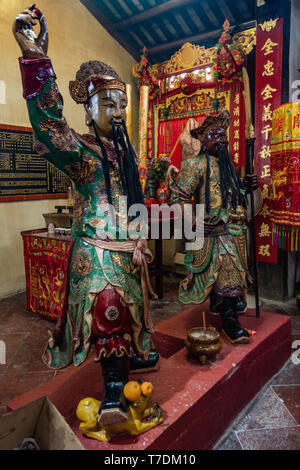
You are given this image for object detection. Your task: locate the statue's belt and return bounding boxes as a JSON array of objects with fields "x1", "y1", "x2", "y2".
[
  {"x1": 82, "y1": 237, "x2": 157, "y2": 321},
  {"x1": 205, "y1": 222, "x2": 229, "y2": 237}
]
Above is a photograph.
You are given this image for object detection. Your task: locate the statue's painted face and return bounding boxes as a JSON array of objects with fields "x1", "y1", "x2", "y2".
[
  {"x1": 203, "y1": 127, "x2": 228, "y2": 156},
  {"x1": 85, "y1": 88, "x2": 127, "y2": 139}
]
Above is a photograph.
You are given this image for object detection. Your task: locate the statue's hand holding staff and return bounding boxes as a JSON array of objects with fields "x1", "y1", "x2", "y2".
[
  {"x1": 243, "y1": 174, "x2": 258, "y2": 193},
  {"x1": 13, "y1": 3, "x2": 48, "y2": 59}
]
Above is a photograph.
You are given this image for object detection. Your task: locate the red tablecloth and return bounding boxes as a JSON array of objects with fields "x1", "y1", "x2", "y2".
[{"x1": 21, "y1": 229, "x2": 73, "y2": 321}]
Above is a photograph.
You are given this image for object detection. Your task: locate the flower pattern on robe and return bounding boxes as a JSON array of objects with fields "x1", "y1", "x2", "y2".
[
  {"x1": 64, "y1": 153, "x2": 98, "y2": 186},
  {"x1": 37, "y1": 83, "x2": 63, "y2": 114},
  {"x1": 72, "y1": 247, "x2": 93, "y2": 278},
  {"x1": 33, "y1": 139, "x2": 49, "y2": 155},
  {"x1": 40, "y1": 117, "x2": 78, "y2": 152}
]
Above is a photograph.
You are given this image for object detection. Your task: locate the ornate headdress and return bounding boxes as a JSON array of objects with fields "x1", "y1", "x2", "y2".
[
  {"x1": 190, "y1": 109, "x2": 230, "y2": 142},
  {"x1": 69, "y1": 60, "x2": 126, "y2": 103}
]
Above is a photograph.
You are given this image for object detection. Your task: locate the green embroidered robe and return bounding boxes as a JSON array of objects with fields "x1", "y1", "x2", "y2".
[
  {"x1": 169, "y1": 154, "x2": 249, "y2": 305},
  {"x1": 26, "y1": 78, "x2": 152, "y2": 368}
]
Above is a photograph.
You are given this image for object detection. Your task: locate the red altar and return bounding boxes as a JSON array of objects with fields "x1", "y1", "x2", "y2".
[
  {"x1": 133, "y1": 26, "x2": 257, "y2": 173},
  {"x1": 21, "y1": 229, "x2": 73, "y2": 321}
]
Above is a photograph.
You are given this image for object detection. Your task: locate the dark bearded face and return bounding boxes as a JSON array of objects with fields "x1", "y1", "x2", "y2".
[
  {"x1": 203, "y1": 127, "x2": 228, "y2": 156},
  {"x1": 85, "y1": 88, "x2": 127, "y2": 139}
]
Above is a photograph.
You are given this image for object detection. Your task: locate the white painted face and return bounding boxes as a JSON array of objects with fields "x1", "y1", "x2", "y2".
[{"x1": 85, "y1": 88, "x2": 127, "y2": 139}]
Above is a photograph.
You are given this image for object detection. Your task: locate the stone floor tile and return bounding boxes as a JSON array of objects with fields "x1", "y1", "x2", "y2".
[
  {"x1": 261, "y1": 298, "x2": 298, "y2": 317},
  {"x1": 0, "y1": 309, "x2": 49, "y2": 335},
  {"x1": 237, "y1": 426, "x2": 300, "y2": 450},
  {"x1": 10, "y1": 347, "x2": 57, "y2": 374},
  {"x1": 291, "y1": 317, "x2": 300, "y2": 334},
  {"x1": 233, "y1": 387, "x2": 298, "y2": 431},
  {"x1": 0, "y1": 370, "x2": 56, "y2": 404},
  {"x1": 271, "y1": 359, "x2": 300, "y2": 386},
  {"x1": 272, "y1": 384, "x2": 300, "y2": 425},
  {"x1": 151, "y1": 298, "x2": 183, "y2": 325},
  {"x1": 0, "y1": 333, "x2": 30, "y2": 378},
  {"x1": 215, "y1": 432, "x2": 243, "y2": 450}
]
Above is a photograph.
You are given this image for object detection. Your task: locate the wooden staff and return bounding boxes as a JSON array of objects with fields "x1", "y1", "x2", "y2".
[{"x1": 242, "y1": 67, "x2": 260, "y2": 318}]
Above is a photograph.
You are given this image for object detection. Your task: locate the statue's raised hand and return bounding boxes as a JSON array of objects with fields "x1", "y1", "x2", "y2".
[{"x1": 13, "y1": 4, "x2": 48, "y2": 59}]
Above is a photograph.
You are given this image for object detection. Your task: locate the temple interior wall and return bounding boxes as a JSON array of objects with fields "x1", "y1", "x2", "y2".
[{"x1": 0, "y1": 0, "x2": 139, "y2": 297}]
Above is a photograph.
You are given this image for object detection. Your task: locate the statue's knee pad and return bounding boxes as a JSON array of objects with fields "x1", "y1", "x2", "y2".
[{"x1": 92, "y1": 287, "x2": 132, "y2": 360}]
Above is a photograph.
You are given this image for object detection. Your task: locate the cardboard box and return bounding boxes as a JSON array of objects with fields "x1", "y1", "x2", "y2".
[
  {"x1": 0, "y1": 396, "x2": 84, "y2": 450},
  {"x1": 174, "y1": 251, "x2": 186, "y2": 265},
  {"x1": 163, "y1": 239, "x2": 185, "y2": 265}
]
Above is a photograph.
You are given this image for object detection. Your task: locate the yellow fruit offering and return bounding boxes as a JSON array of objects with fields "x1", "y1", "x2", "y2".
[
  {"x1": 141, "y1": 381, "x2": 154, "y2": 397},
  {"x1": 123, "y1": 381, "x2": 142, "y2": 402}
]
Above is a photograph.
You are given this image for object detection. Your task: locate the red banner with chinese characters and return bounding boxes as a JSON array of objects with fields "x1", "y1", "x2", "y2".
[
  {"x1": 22, "y1": 229, "x2": 73, "y2": 321},
  {"x1": 230, "y1": 82, "x2": 246, "y2": 168},
  {"x1": 254, "y1": 18, "x2": 283, "y2": 263},
  {"x1": 147, "y1": 100, "x2": 155, "y2": 160}
]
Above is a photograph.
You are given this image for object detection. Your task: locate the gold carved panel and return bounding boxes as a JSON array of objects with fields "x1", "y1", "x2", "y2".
[{"x1": 151, "y1": 27, "x2": 256, "y2": 78}]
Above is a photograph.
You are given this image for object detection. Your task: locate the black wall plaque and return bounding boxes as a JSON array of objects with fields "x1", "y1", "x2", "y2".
[{"x1": 0, "y1": 128, "x2": 70, "y2": 199}]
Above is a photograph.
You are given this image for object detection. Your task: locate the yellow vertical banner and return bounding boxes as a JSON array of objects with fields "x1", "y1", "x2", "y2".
[
  {"x1": 138, "y1": 85, "x2": 149, "y2": 166},
  {"x1": 125, "y1": 84, "x2": 133, "y2": 142},
  {"x1": 270, "y1": 101, "x2": 300, "y2": 227}
]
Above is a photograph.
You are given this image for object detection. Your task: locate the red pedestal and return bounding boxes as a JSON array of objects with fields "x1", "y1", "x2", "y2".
[{"x1": 7, "y1": 305, "x2": 291, "y2": 450}]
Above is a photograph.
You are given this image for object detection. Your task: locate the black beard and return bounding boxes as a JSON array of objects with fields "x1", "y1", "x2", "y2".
[
  {"x1": 216, "y1": 143, "x2": 246, "y2": 211},
  {"x1": 111, "y1": 119, "x2": 145, "y2": 208},
  {"x1": 217, "y1": 142, "x2": 227, "y2": 154}
]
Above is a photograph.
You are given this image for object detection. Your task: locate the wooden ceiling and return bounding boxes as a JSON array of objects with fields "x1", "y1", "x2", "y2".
[{"x1": 80, "y1": 0, "x2": 256, "y2": 64}]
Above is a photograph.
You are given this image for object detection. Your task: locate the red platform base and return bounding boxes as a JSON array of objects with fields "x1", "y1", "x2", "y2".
[{"x1": 7, "y1": 305, "x2": 291, "y2": 450}]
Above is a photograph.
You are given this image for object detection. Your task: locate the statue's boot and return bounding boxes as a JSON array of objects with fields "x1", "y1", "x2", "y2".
[
  {"x1": 221, "y1": 301, "x2": 250, "y2": 344},
  {"x1": 210, "y1": 296, "x2": 247, "y2": 315},
  {"x1": 98, "y1": 355, "x2": 130, "y2": 425},
  {"x1": 130, "y1": 350, "x2": 160, "y2": 373}
]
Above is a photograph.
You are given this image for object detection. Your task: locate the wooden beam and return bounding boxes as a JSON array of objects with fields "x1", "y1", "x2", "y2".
[
  {"x1": 79, "y1": 0, "x2": 141, "y2": 60},
  {"x1": 233, "y1": 20, "x2": 256, "y2": 34},
  {"x1": 147, "y1": 19, "x2": 256, "y2": 55},
  {"x1": 147, "y1": 28, "x2": 223, "y2": 55},
  {"x1": 115, "y1": 0, "x2": 201, "y2": 29}
]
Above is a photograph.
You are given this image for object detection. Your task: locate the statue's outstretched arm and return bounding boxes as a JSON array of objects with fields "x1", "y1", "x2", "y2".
[{"x1": 13, "y1": 5, "x2": 82, "y2": 174}]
